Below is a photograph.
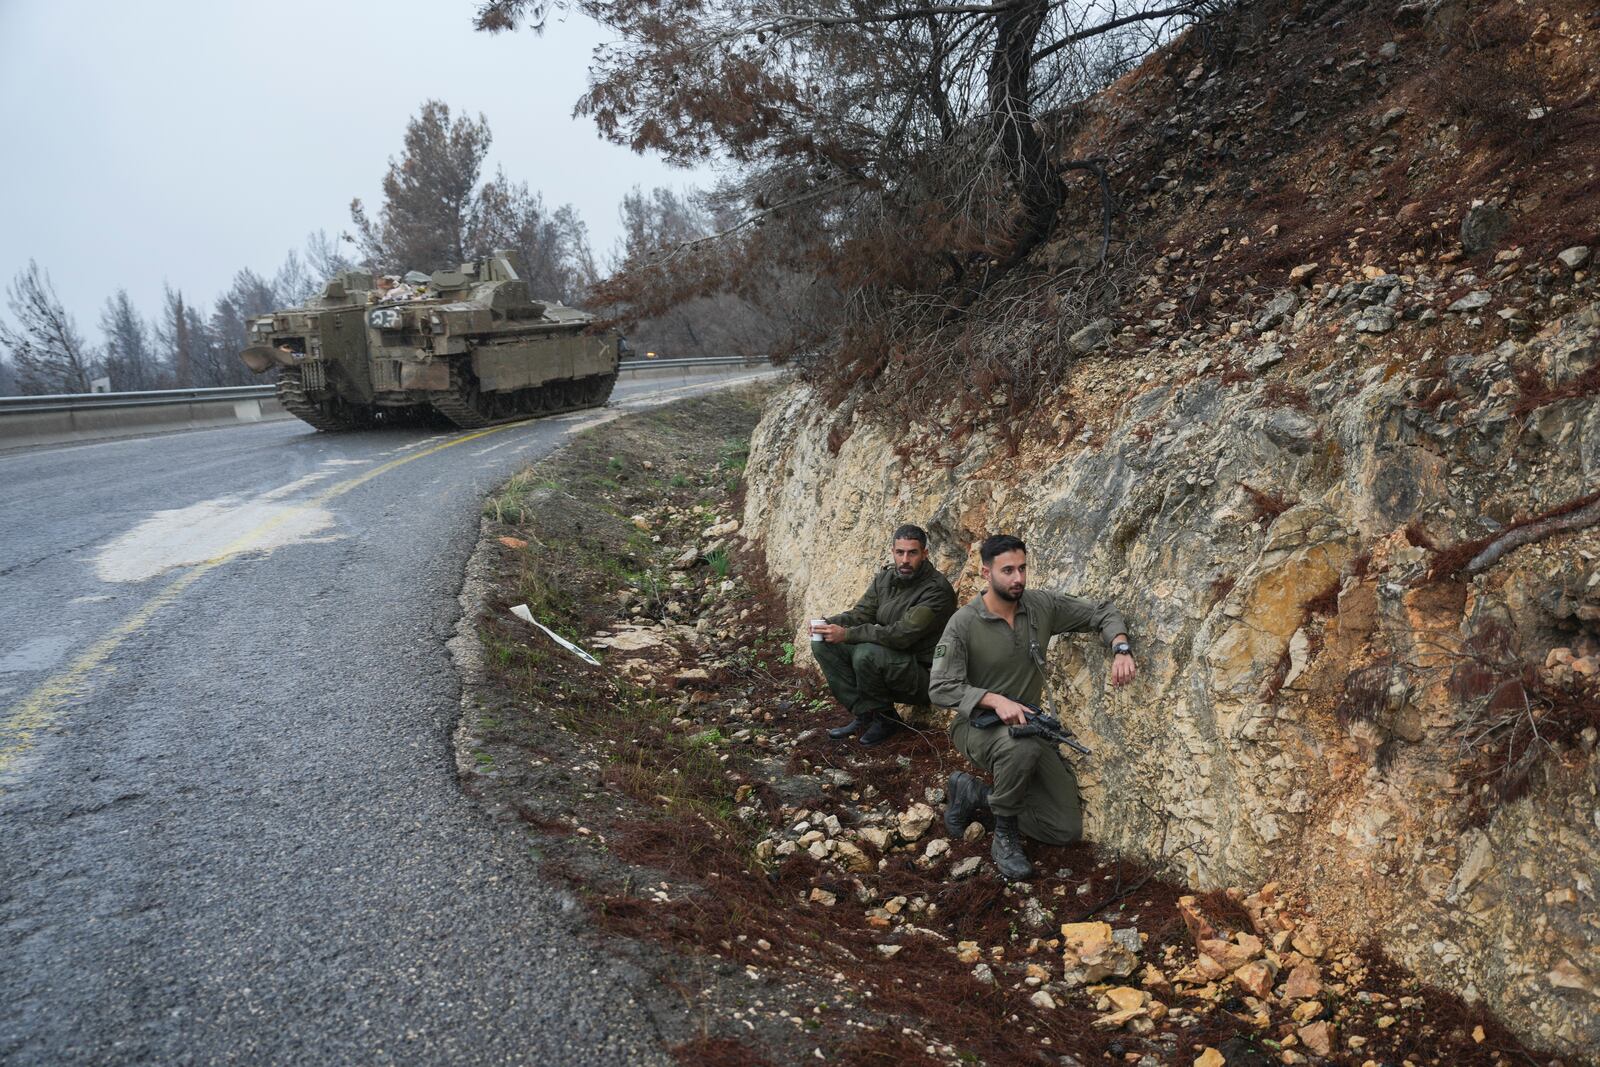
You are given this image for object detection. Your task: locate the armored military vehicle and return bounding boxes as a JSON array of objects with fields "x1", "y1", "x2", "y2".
[{"x1": 240, "y1": 250, "x2": 621, "y2": 431}]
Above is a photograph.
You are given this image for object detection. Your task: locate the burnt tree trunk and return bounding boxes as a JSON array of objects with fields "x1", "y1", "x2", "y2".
[{"x1": 981, "y1": 0, "x2": 1062, "y2": 284}]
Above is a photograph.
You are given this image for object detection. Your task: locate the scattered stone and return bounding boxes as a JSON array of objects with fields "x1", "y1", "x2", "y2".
[
  {"x1": 858, "y1": 826, "x2": 892, "y2": 850},
  {"x1": 670, "y1": 546, "x2": 700, "y2": 570},
  {"x1": 1105, "y1": 987, "x2": 1149, "y2": 1013},
  {"x1": 1199, "y1": 935, "x2": 1259, "y2": 971},
  {"x1": 922, "y1": 838, "x2": 951, "y2": 863},
  {"x1": 1178, "y1": 896, "x2": 1215, "y2": 944},
  {"x1": 1378, "y1": 106, "x2": 1407, "y2": 130},
  {"x1": 1069, "y1": 317, "x2": 1116, "y2": 353},
  {"x1": 1447, "y1": 290, "x2": 1492, "y2": 313},
  {"x1": 962, "y1": 821, "x2": 986, "y2": 843},
  {"x1": 1248, "y1": 343, "x2": 1286, "y2": 371},
  {"x1": 1291, "y1": 1000, "x2": 1324, "y2": 1023},
  {"x1": 1233, "y1": 960, "x2": 1276, "y2": 998},
  {"x1": 1557, "y1": 246, "x2": 1592, "y2": 270},
  {"x1": 1297, "y1": 1020, "x2": 1335, "y2": 1057},
  {"x1": 1460, "y1": 203, "x2": 1509, "y2": 254},
  {"x1": 876, "y1": 944, "x2": 902, "y2": 958},
  {"x1": 1288, "y1": 263, "x2": 1319, "y2": 285},
  {"x1": 1194, "y1": 1049, "x2": 1226, "y2": 1067},
  {"x1": 1030, "y1": 989, "x2": 1058, "y2": 1010},
  {"x1": 1140, "y1": 963, "x2": 1171, "y2": 992},
  {"x1": 701, "y1": 518, "x2": 740, "y2": 537},
  {"x1": 1091, "y1": 1007, "x2": 1144, "y2": 1031},
  {"x1": 1290, "y1": 925, "x2": 1325, "y2": 959},
  {"x1": 1355, "y1": 305, "x2": 1397, "y2": 333},
  {"x1": 972, "y1": 962, "x2": 995, "y2": 985},
  {"x1": 631, "y1": 514, "x2": 652, "y2": 531},
  {"x1": 673, "y1": 668, "x2": 711, "y2": 688},
  {"x1": 1060, "y1": 921, "x2": 1139, "y2": 986},
  {"x1": 808, "y1": 887, "x2": 837, "y2": 906},
  {"x1": 1254, "y1": 290, "x2": 1300, "y2": 332},
  {"x1": 497, "y1": 536, "x2": 528, "y2": 549},
  {"x1": 897, "y1": 802, "x2": 936, "y2": 841},
  {"x1": 833, "y1": 841, "x2": 871, "y2": 873},
  {"x1": 951, "y1": 855, "x2": 983, "y2": 879},
  {"x1": 956, "y1": 940, "x2": 981, "y2": 964},
  {"x1": 1281, "y1": 962, "x2": 1323, "y2": 1000}
]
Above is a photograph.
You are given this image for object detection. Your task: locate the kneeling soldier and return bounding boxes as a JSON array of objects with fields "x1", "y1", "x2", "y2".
[
  {"x1": 810, "y1": 524, "x2": 958, "y2": 747},
  {"x1": 930, "y1": 534, "x2": 1136, "y2": 880}
]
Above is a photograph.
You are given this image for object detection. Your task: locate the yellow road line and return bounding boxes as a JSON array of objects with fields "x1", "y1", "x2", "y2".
[{"x1": 0, "y1": 420, "x2": 524, "y2": 777}]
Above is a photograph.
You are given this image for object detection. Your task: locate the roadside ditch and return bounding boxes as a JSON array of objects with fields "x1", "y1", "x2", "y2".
[{"x1": 449, "y1": 385, "x2": 1555, "y2": 1067}]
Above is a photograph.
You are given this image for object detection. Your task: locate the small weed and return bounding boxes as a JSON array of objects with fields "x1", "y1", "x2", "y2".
[
  {"x1": 706, "y1": 548, "x2": 732, "y2": 580},
  {"x1": 607, "y1": 455, "x2": 624, "y2": 473},
  {"x1": 670, "y1": 473, "x2": 690, "y2": 489},
  {"x1": 688, "y1": 728, "x2": 724, "y2": 748},
  {"x1": 719, "y1": 437, "x2": 750, "y2": 472},
  {"x1": 780, "y1": 642, "x2": 795, "y2": 666}
]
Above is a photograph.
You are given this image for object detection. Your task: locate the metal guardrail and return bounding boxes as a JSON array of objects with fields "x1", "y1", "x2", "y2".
[
  {"x1": 0, "y1": 357, "x2": 773, "y2": 414},
  {"x1": 0, "y1": 386, "x2": 275, "y2": 415}
]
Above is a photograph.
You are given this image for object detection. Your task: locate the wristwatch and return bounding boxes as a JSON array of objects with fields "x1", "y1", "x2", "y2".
[{"x1": 1112, "y1": 642, "x2": 1132, "y2": 657}]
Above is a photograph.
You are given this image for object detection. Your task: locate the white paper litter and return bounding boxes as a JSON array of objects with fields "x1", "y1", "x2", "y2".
[{"x1": 509, "y1": 604, "x2": 601, "y2": 666}]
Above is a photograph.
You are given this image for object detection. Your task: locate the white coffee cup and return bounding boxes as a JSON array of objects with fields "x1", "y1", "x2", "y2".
[{"x1": 809, "y1": 618, "x2": 826, "y2": 641}]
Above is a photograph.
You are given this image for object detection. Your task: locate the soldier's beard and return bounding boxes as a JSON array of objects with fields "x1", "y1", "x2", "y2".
[{"x1": 990, "y1": 580, "x2": 1025, "y2": 602}]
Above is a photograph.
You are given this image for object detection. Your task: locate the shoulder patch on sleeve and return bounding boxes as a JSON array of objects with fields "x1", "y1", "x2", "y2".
[{"x1": 934, "y1": 642, "x2": 948, "y2": 659}]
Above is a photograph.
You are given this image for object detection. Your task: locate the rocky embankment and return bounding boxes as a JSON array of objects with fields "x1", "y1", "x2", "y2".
[{"x1": 742, "y1": 260, "x2": 1600, "y2": 1056}]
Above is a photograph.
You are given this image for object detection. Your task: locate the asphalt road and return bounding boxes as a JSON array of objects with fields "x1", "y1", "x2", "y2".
[{"x1": 0, "y1": 371, "x2": 777, "y2": 1066}]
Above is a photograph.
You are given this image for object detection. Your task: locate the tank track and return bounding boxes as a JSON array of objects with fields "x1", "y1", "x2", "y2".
[
  {"x1": 428, "y1": 365, "x2": 619, "y2": 430},
  {"x1": 276, "y1": 367, "x2": 364, "y2": 432},
  {"x1": 426, "y1": 363, "x2": 492, "y2": 429}
]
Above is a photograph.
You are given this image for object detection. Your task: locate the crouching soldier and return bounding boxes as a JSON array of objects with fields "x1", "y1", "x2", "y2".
[
  {"x1": 930, "y1": 535, "x2": 1136, "y2": 881},
  {"x1": 810, "y1": 525, "x2": 957, "y2": 747}
]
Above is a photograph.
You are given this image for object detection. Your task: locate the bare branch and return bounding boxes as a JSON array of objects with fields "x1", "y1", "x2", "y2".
[{"x1": 1031, "y1": 2, "x2": 1206, "y2": 64}]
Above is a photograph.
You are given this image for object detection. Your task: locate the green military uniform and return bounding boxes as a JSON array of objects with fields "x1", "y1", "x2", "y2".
[
  {"x1": 814, "y1": 560, "x2": 957, "y2": 721},
  {"x1": 928, "y1": 590, "x2": 1127, "y2": 844}
]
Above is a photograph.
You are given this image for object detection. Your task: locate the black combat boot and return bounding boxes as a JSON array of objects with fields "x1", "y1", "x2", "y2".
[
  {"x1": 858, "y1": 712, "x2": 903, "y2": 747},
  {"x1": 828, "y1": 714, "x2": 870, "y2": 740},
  {"x1": 943, "y1": 771, "x2": 992, "y2": 836},
  {"x1": 990, "y1": 814, "x2": 1035, "y2": 882}
]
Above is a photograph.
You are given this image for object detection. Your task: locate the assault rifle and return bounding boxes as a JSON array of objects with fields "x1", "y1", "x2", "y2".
[{"x1": 969, "y1": 700, "x2": 1093, "y2": 756}]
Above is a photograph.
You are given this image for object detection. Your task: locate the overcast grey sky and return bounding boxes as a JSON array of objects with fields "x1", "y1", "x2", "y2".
[{"x1": 0, "y1": 1, "x2": 710, "y2": 334}]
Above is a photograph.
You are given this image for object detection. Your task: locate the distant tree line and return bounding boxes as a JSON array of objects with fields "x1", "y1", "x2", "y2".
[{"x1": 0, "y1": 99, "x2": 782, "y2": 396}]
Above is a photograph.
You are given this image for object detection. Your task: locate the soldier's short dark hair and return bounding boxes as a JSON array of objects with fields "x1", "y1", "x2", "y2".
[
  {"x1": 979, "y1": 534, "x2": 1026, "y2": 564},
  {"x1": 892, "y1": 524, "x2": 928, "y2": 546}
]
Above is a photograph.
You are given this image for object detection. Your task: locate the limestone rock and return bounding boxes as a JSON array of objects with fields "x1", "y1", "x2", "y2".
[
  {"x1": 951, "y1": 855, "x2": 982, "y2": 878},
  {"x1": 1177, "y1": 896, "x2": 1215, "y2": 945},
  {"x1": 1061, "y1": 921, "x2": 1139, "y2": 986},
  {"x1": 833, "y1": 841, "x2": 871, "y2": 873},
  {"x1": 1194, "y1": 1050, "x2": 1226, "y2": 1067},
  {"x1": 1355, "y1": 305, "x2": 1397, "y2": 333},
  {"x1": 1069, "y1": 317, "x2": 1115, "y2": 353},
  {"x1": 1281, "y1": 962, "x2": 1323, "y2": 1000},
  {"x1": 1557, "y1": 246, "x2": 1591, "y2": 270},
  {"x1": 1254, "y1": 290, "x2": 1300, "y2": 332},
  {"x1": 1233, "y1": 959, "x2": 1276, "y2": 998},
  {"x1": 1296, "y1": 1020, "x2": 1335, "y2": 1057},
  {"x1": 1248, "y1": 343, "x2": 1286, "y2": 371},
  {"x1": 858, "y1": 826, "x2": 892, "y2": 851},
  {"x1": 1030, "y1": 989, "x2": 1058, "y2": 1010},
  {"x1": 896, "y1": 802, "x2": 936, "y2": 841}
]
